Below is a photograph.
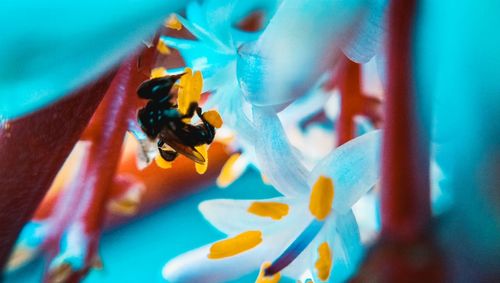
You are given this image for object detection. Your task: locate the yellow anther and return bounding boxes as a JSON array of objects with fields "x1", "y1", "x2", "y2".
[
  {"x1": 150, "y1": 67, "x2": 167, "y2": 79},
  {"x1": 195, "y1": 144, "x2": 208, "y2": 174},
  {"x1": 315, "y1": 242, "x2": 332, "y2": 281},
  {"x1": 164, "y1": 14, "x2": 182, "y2": 30},
  {"x1": 208, "y1": 231, "x2": 262, "y2": 259},
  {"x1": 156, "y1": 40, "x2": 171, "y2": 55},
  {"x1": 203, "y1": 110, "x2": 223, "y2": 128},
  {"x1": 248, "y1": 201, "x2": 289, "y2": 220},
  {"x1": 309, "y1": 176, "x2": 334, "y2": 221},
  {"x1": 177, "y1": 68, "x2": 203, "y2": 119},
  {"x1": 256, "y1": 262, "x2": 281, "y2": 283},
  {"x1": 191, "y1": 70, "x2": 203, "y2": 99},
  {"x1": 216, "y1": 153, "x2": 241, "y2": 188},
  {"x1": 107, "y1": 198, "x2": 140, "y2": 216},
  {"x1": 155, "y1": 154, "x2": 172, "y2": 169}
]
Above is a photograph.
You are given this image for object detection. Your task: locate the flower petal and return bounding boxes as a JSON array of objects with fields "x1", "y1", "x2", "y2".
[
  {"x1": 310, "y1": 130, "x2": 382, "y2": 214},
  {"x1": 252, "y1": 107, "x2": 310, "y2": 196},
  {"x1": 237, "y1": 0, "x2": 368, "y2": 106},
  {"x1": 162, "y1": 233, "x2": 287, "y2": 283},
  {"x1": 324, "y1": 210, "x2": 364, "y2": 283},
  {"x1": 341, "y1": 0, "x2": 388, "y2": 63},
  {"x1": 199, "y1": 197, "x2": 311, "y2": 236},
  {"x1": 0, "y1": 0, "x2": 188, "y2": 119}
]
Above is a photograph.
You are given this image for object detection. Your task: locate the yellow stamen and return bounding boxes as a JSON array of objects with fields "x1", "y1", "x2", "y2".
[
  {"x1": 176, "y1": 68, "x2": 189, "y2": 107},
  {"x1": 155, "y1": 154, "x2": 172, "y2": 169},
  {"x1": 202, "y1": 110, "x2": 223, "y2": 128},
  {"x1": 208, "y1": 231, "x2": 262, "y2": 259},
  {"x1": 309, "y1": 176, "x2": 334, "y2": 221},
  {"x1": 256, "y1": 262, "x2": 281, "y2": 283},
  {"x1": 195, "y1": 144, "x2": 208, "y2": 174},
  {"x1": 156, "y1": 40, "x2": 171, "y2": 55},
  {"x1": 164, "y1": 14, "x2": 182, "y2": 30},
  {"x1": 315, "y1": 242, "x2": 333, "y2": 281},
  {"x1": 216, "y1": 153, "x2": 241, "y2": 187},
  {"x1": 177, "y1": 68, "x2": 203, "y2": 119},
  {"x1": 248, "y1": 201, "x2": 289, "y2": 220},
  {"x1": 150, "y1": 67, "x2": 167, "y2": 79},
  {"x1": 107, "y1": 198, "x2": 140, "y2": 216}
]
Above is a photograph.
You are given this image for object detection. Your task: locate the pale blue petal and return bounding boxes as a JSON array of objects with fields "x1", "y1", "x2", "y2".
[
  {"x1": 324, "y1": 210, "x2": 363, "y2": 283},
  {"x1": 162, "y1": 233, "x2": 289, "y2": 283},
  {"x1": 341, "y1": 0, "x2": 388, "y2": 63},
  {"x1": 0, "y1": 0, "x2": 188, "y2": 119},
  {"x1": 252, "y1": 106, "x2": 310, "y2": 197},
  {"x1": 310, "y1": 130, "x2": 382, "y2": 214},
  {"x1": 199, "y1": 197, "x2": 311, "y2": 236},
  {"x1": 237, "y1": 0, "x2": 368, "y2": 107}
]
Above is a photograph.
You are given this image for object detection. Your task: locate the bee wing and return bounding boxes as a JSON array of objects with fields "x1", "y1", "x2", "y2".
[{"x1": 161, "y1": 128, "x2": 206, "y2": 164}]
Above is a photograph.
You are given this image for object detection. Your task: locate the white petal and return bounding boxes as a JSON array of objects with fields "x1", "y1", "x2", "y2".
[
  {"x1": 163, "y1": 231, "x2": 298, "y2": 283},
  {"x1": 341, "y1": 0, "x2": 388, "y2": 63},
  {"x1": 252, "y1": 107, "x2": 311, "y2": 196},
  {"x1": 335, "y1": 210, "x2": 363, "y2": 269},
  {"x1": 199, "y1": 197, "x2": 311, "y2": 235},
  {"x1": 310, "y1": 130, "x2": 382, "y2": 214},
  {"x1": 237, "y1": 0, "x2": 368, "y2": 107}
]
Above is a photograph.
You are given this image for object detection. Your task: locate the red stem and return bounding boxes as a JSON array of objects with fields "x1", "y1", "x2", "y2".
[
  {"x1": 337, "y1": 58, "x2": 362, "y2": 145},
  {"x1": 336, "y1": 57, "x2": 383, "y2": 145},
  {"x1": 0, "y1": 68, "x2": 116, "y2": 270},
  {"x1": 381, "y1": 0, "x2": 430, "y2": 241}
]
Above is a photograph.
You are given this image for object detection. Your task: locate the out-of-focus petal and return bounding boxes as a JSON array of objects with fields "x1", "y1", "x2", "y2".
[
  {"x1": 0, "y1": 0, "x2": 187, "y2": 119},
  {"x1": 252, "y1": 106, "x2": 310, "y2": 196},
  {"x1": 237, "y1": 0, "x2": 368, "y2": 107},
  {"x1": 341, "y1": 0, "x2": 388, "y2": 63},
  {"x1": 310, "y1": 130, "x2": 381, "y2": 214}
]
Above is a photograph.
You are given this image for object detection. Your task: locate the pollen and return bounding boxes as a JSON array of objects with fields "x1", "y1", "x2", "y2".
[
  {"x1": 216, "y1": 153, "x2": 241, "y2": 187},
  {"x1": 315, "y1": 242, "x2": 333, "y2": 281},
  {"x1": 248, "y1": 201, "x2": 289, "y2": 220},
  {"x1": 156, "y1": 40, "x2": 171, "y2": 55},
  {"x1": 150, "y1": 67, "x2": 167, "y2": 79},
  {"x1": 203, "y1": 110, "x2": 223, "y2": 128},
  {"x1": 309, "y1": 176, "x2": 334, "y2": 221},
  {"x1": 155, "y1": 154, "x2": 173, "y2": 169},
  {"x1": 195, "y1": 144, "x2": 208, "y2": 174},
  {"x1": 177, "y1": 68, "x2": 203, "y2": 118},
  {"x1": 164, "y1": 14, "x2": 182, "y2": 30},
  {"x1": 256, "y1": 262, "x2": 281, "y2": 283},
  {"x1": 208, "y1": 231, "x2": 263, "y2": 259}
]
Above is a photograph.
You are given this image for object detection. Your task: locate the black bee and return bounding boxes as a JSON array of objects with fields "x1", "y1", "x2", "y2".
[{"x1": 137, "y1": 74, "x2": 216, "y2": 164}]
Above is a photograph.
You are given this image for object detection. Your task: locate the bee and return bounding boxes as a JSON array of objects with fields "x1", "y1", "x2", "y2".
[{"x1": 137, "y1": 74, "x2": 216, "y2": 164}]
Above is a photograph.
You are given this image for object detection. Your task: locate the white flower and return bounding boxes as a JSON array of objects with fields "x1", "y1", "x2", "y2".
[{"x1": 162, "y1": 108, "x2": 381, "y2": 282}]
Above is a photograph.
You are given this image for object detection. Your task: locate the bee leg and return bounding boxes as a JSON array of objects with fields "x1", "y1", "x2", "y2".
[
  {"x1": 197, "y1": 112, "x2": 216, "y2": 144},
  {"x1": 182, "y1": 102, "x2": 199, "y2": 119}
]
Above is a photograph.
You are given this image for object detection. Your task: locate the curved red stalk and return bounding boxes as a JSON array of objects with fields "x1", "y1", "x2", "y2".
[
  {"x1": 0, "y1": 68, "x2": 117, "y2": 270},
  {"x1": 44, "y1": 45, "x2": 156, "y2": 281}
]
